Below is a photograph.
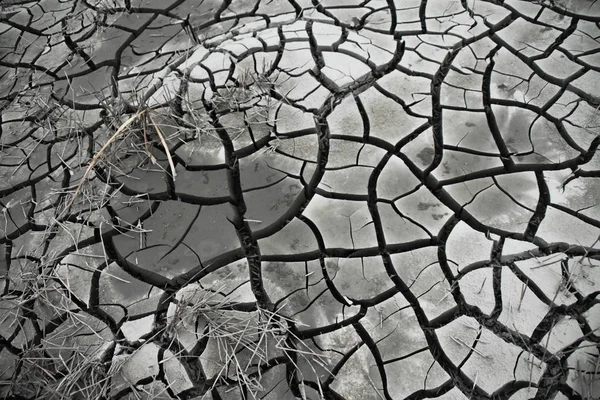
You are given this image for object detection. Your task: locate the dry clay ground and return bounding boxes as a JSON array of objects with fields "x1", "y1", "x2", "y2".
[{"x1": 0, "y1": 0, "x2": 600, "y2": 399}]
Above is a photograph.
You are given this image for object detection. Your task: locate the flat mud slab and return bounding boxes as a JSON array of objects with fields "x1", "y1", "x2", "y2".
[{"x1": 0, "y1": 0, "x2": 599, "y2": 399}]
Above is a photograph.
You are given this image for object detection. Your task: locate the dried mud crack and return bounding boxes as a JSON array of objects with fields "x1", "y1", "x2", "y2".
[{"x1": 0, "y1": 0, "x2": 599, "y2": 399}]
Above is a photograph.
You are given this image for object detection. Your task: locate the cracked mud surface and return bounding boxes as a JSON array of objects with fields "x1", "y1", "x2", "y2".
[{"x1": 1, "y1": 0, "x2": 600, "y2": 399}]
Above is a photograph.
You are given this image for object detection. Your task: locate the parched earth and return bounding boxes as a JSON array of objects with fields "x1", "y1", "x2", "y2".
[{"x1": 1, "y1": 0, "x2": 600, "y2": 399}]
